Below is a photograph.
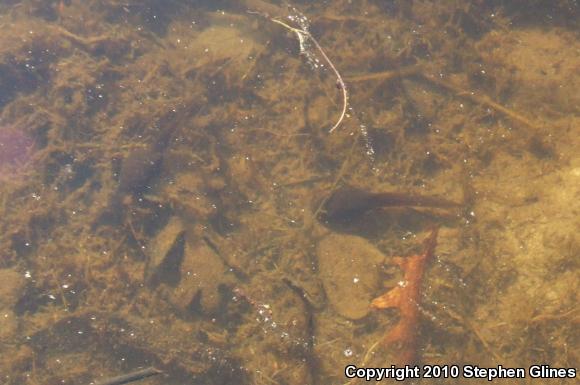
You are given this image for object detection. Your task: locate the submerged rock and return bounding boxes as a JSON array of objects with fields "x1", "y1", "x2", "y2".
[
  {"x1": 170, "y1": 238, "x2": 229, "y2": 314},
  {"x1": 317, "y1": 234, "x2": 385, "y2": 320},
  {"x1": 146, "y1": 216, "x2": 186, "y2": 283}
]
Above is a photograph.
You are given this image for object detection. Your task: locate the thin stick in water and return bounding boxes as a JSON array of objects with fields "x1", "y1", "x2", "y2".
[
  {"x1": 271, "y1": 18, "x2": 348, "y2": 133},
  {"x1": 91, "y1": 367, "x2": 162, "y2": 385}
]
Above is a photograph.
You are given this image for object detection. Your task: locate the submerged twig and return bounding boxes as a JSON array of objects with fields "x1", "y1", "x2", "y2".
[
  {"x1": 92, "y1": 367, "x2": 162, "y2": 385},
  {"x1": 345, "y1": 65, "x2": 424, "y2": 82},
  {"x1": 443, "y1": 307, "x2": 504, "y2": 363},
  {"x1": 530, "y1": 306, "x2": 580, "y2": 324},
  {"x1": 419, "y1": 73, "x2": 540, "y2": 130},
  {"x1": 270, "y1": 18, "x2": 348, "y2": 133},
  {"x1": 346, "y1": 66, "x2": 538, "y2": 130}
]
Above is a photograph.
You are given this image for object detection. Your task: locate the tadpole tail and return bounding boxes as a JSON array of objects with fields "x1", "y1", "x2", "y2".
[{"x1": 372, "y1": 192, "x2": 462, "y2": 209}]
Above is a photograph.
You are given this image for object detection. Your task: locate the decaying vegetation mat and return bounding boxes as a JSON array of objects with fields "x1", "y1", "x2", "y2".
[{"x1": 0, "y1": 1, "x2": 578, "y2": 384}]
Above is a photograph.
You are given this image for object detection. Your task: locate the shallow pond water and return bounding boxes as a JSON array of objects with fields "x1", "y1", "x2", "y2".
[{"x1": 0, "y1": 1, "x2": 578, "y2": 384}]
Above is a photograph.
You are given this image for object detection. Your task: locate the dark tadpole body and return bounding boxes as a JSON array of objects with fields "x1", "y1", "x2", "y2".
[
  {"x1": 319, "y1": 186, "x2": 461, "y2": 223},
  {"x1": 100, "y1": 123, "x2": 176, "y2": 224},
  {"x1": 93, "y1": 100, "x2": 202, "y2": 227},
  {"x1": 99, "y1": 145, "x2": 164, "y2": 225},
  {"x1": 114, "y1": 146, "x2": 163, "y2": 201}
]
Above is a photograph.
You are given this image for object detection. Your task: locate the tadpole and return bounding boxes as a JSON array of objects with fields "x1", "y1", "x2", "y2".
[{"x1": 319, "y1": 185, "x2": 462, "y2": 224}]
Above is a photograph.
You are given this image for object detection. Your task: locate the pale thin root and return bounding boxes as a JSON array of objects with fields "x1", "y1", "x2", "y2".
[{"x1": 271, "y1": 18, "x2": 348, "y2": 133}]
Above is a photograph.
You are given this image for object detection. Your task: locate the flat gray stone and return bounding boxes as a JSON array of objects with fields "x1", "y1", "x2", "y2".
[{"x1": 317, "y1": 234, "x2": 385, "y2": 320}]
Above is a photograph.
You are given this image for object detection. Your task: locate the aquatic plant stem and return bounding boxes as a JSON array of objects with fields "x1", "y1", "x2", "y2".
[
  {"x1": 420, "y1": 73, "x2": 540, "y2": 130},
  {"x1": 93, "y1": 367, "x2": 162, "y2": 385},
  {"x1": 271, "y1": 18, "x2": 348, "y2": 133}
]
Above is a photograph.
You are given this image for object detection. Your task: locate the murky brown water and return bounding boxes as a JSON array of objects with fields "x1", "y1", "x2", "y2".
[{"x1": 0, "y1": 1, "x2": 578, "y2": 384}]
